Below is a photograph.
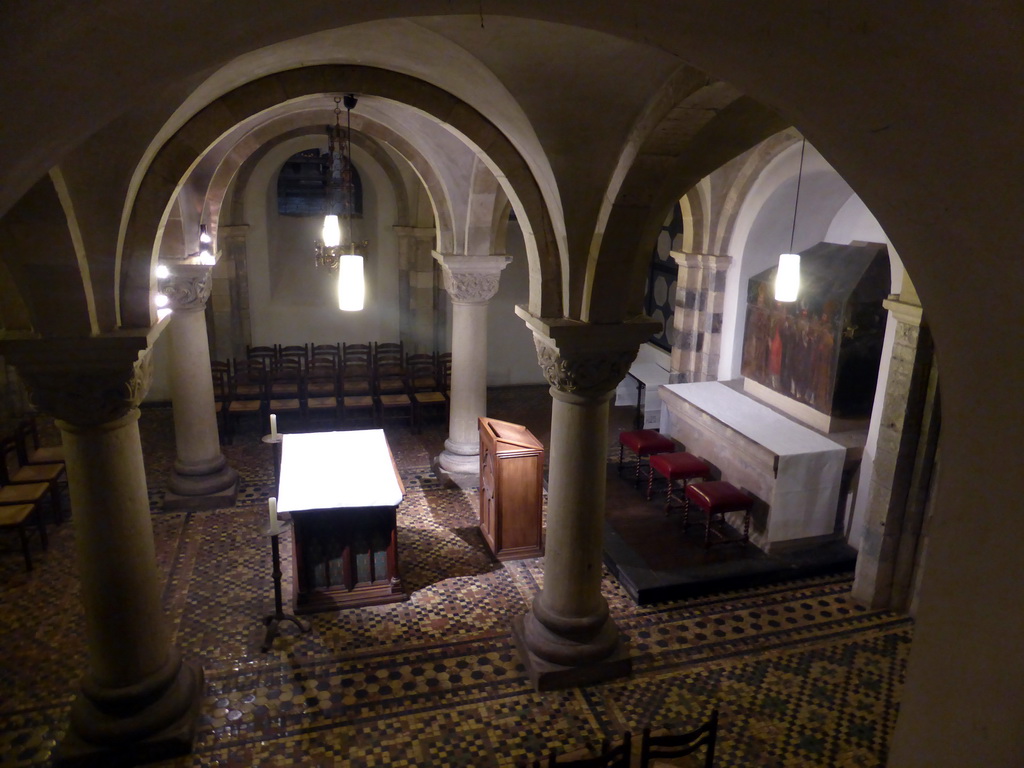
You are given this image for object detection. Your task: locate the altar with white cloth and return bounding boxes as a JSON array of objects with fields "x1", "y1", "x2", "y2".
[
  {"x1": 277, "y1": 429, "x2": 406, "y2": 612},
  {"x1": 658, "y1": 381, "x2": 847, "y2": 550}
]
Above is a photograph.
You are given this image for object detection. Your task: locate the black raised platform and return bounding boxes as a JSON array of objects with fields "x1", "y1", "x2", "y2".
[{"x1": 601, "y1": 463, "x2": 857, "y2": 605}]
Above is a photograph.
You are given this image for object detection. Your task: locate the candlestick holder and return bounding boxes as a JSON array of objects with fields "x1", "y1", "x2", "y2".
[{"x1": 260, "y1": 518, "x2": 310, "y2": 652}]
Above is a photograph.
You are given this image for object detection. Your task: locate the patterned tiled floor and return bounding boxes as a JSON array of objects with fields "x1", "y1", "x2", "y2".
[{"x1": 0, "y1": 391, "x2": 912, "y2": 767}]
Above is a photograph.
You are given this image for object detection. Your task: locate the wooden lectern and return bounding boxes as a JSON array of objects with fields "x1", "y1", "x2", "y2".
[{"x1": 478, "y1": 417, "x2": 545, "y2": 560}]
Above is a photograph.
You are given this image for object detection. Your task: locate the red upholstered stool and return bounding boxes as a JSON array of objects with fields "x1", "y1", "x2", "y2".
[
  {"x1": 617, "y1": 429, "x2": 675, "y2": 487},
  {"x1": 684, "y1": 480, "x2": 755, "y2": 547},
  {"x1": 647, "y1": 452, "x2": 712, "y2": 514}
]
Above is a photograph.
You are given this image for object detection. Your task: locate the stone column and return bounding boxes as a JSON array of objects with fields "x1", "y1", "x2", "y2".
[
  {"x1": 434, "y1": 253, "x2": 510, "y2": 476},
  {"x1": 395, "y1": 226, "x2": 437, "y2": 353},
  {"x1": 669, "y1": 251, "x2": 731, "y2": 382},
  {"x1": 3, "y1": 333, "x2": 204, "y2": 765},
  {"x1": 852, "y1": 289, "x2": 937, "y2": 610},
  {"x1": 512, "y1": 309, "x2": 659, "y2": 690},
  {"x1": 162, "y1": 264, "x2": 238, "y2": 509}
]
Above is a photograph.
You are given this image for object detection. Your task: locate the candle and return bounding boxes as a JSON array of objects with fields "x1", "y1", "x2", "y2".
[
  {"x1": 270, "y1": 413, "x2": 278, "y2": 438},
  {"x1": 268, "y1": 496, "x2": 277, "y2": 530}
]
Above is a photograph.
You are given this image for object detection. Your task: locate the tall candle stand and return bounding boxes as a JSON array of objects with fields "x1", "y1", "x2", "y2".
[{"x1": 260, "y1": 516, "x2": 310, "y2": 652}]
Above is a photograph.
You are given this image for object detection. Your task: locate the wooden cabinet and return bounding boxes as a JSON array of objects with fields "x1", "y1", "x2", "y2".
[{"x1": 478, "y1": 417, "x2": 545, "y2": 560}]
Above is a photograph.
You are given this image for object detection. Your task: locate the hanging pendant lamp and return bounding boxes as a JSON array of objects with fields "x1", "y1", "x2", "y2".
[
  {"x1": 314, "y1": 94, "x2": 367, "y2": 311},
  {"x1": 775, "y1": 137, "x2": 806, "y2": 302}
]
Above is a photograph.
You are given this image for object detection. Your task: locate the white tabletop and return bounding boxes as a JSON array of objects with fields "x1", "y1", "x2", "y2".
[
  {"x1": 660, "y1": 381, "x2": 843, "y2": 458},
  {"x1": 277, "y1": 429, "x2": 404, "y2": 513}
]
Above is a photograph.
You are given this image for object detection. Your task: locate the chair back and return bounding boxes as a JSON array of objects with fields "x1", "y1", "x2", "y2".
[
  {"x1": 311, "y1": 343, "x2": 341, "y2": 366},
  {"x1": 543, "y1": 733, "x2": 631, "y2": 768},
  {"x1": 211, "y1": 360, "x2": 231, "y2": 401},
  {"x1": 406, "y1": 353, "x2": 439, "y2": 392},
  {"x1": 246, "y1": 344, "x2": 277, "y2": 367},
  {"x1": 232, "y1": 358, "x2": 267, "y2": 398},
  {"x1": 277, "y1": 343, "x2": 309, "y2": 372},
  {"x1": 640, "y1": 708, "x2": 718, "y2": 768},
  {"x1": 373, "y1": 341, "x2": 404, "y2": 379}
]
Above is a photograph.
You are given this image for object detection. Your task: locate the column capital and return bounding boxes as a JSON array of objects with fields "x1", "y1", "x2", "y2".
[
  {"x1": 160, "y1": 263, "x2": 213, "y2": 311},
  {"x1": 515, "y1": 307, "x2": 660, "y2": 399},
  {"x1": 669, "y1": 250, "x2": 733, "y2": 269},
  {"x1": 433, "y1": 252, "x2": 511, "y2": 303},
  {"x1": 883, "y1": 293, "x2": 924, "y2": 327},
  {"x1": 0, "y1": 325, "x2": 165, "y2": 426}
]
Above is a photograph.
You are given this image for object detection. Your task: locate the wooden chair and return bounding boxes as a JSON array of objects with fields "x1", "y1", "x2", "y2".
[
  {"x1": 311, "y1": 342, "x2": 341, "y2": 367},
  {"x1": 246, "y1": 344, "x2": 277, "y2": 369},
  {"x1": 535, "y1": 733, "x2": 632, "y2": 768},
  {"x1": 0, "y1": 439, "x2": 52, "y2": 570},
  {"x1": 9, "y1": 429, "x2": 66, "y2": 524},
  {"x1": 267, "y1": 357, "x2": 304, "y2": 428},
  {"x1": 375, "y1": 373, "x2": 413, "y2": 428},
  {"x1": 211, "y1": 360, "x2": 231, "y2": 443},
  {"x1": 342, "y1": 341, "x2": 372, "y2": 367},
  {"x1": 340, "y1": 365, "x2": 376, "y2": 428},
  {"x1": 305, "y1": 359, "x2": 340, "y2": 427},
  {"x1": 0, "y1": 502, "x2": 47, "y2": 571},
  {"x1": 277, "y1": 343, "x2": 309, "y2": 373},
  {"x1": 373, "y1": 341, "x2": 405, "y2": 394},
  {"x1": 226, "y1": 358, "x2": 267, "y2": 442},
  {"x1": 406, "y1": 354, "x2": 447, "y2": 433},
  {"x1": 640, "y1": 708, "x2": 718, "y2": 768},
  {"x1": 437, "y1": 351, "x2": 453, "y2": 399},
  {"x1": 17, "y1": 414, "x2": 64, "y2": 466}
]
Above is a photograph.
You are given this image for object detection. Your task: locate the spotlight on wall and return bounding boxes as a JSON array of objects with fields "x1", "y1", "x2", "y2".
[
  {"x1": 314, "y1": 94, "x2": 367, "y2": 311},
  {"x1": 775, "y1": 137, "x2": 806, "y2": 302}
]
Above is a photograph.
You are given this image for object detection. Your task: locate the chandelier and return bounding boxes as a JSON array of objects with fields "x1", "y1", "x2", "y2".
[{"x1": 314, "y1": 94, "x2": 367, "y2": 311}]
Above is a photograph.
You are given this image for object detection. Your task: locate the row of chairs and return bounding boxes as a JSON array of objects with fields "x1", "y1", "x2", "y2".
[
  {"x1": 214, "y1": 346, "x2": 452, "y2": 441},
  {"x1": 0, "y1": 415, "x2": 66, "y2": 572},
  {"x1": 618, "y1": 429, "x2": 754, "y2": 547},
  {"x1": 523, "y1": 708, "x2": 717, "y2": 767}
]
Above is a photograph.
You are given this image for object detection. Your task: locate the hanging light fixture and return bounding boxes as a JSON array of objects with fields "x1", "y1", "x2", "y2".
[
  {"x1": 775, "y1": 137, "x2": 806, "y2": 302},
  {"x1": 314, "y1": 94, "x2": 367, "y2": 311}
]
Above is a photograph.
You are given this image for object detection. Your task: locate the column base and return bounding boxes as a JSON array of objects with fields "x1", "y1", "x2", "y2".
[
  {"x1": 512, "y1": 613, "x2": 632, "y2": 691},
  {"x1": 165, "y1": 460, "x2": 238, "y2": 510},
  {"x1": 437, "y1": 439, "x2": 480, "y2": 476},
  {"x1": 55, "y1": 659, "x2": 205, "y2": 768}
]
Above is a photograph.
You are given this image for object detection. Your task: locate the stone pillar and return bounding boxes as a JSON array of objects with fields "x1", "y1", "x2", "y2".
[
  {"x1": 394, "y1": 226, "x2": 437, "y2": 353},
  {"x1": 669, "y1": 251, "x2": 731, "y2": 382},
  {"x1": 852, "y1": 290, "x2": 937, "y2": 610},
  {"x1": 434, "y1": 253, "x2": 510, "y2": 476},
  {"x1": 512, "y1": 309, "x2": 659, "y2": 690},
  {"x1": 3, "y1": 333, "x2": 204, "y2": 765},
  {"x1": 162, "y1": 264, "x2": 238, "y2": 509}
]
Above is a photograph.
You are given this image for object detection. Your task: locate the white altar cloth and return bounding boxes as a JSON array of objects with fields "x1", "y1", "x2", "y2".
[
  {"x1": 277, "y1": 429, "x2": 403, "y2": 513},
  {"x1": 659, "y1": 381, "x2": 846, "y2": 545}
]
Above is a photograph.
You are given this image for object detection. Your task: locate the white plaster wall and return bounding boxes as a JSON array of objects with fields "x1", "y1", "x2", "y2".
[
  {"x1": 246, "y1": 137, "x2": 401, "y2": 348},
  {"x1": 484, "y1": 217, "x2": 546, "y2": 386}
]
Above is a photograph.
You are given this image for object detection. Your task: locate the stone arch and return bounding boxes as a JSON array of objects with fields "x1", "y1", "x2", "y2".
[{"x1": 119, "y1": 65, "x2": 562, "y2": 330}]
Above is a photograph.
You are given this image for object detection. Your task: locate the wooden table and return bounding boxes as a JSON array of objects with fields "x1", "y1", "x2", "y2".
[{"x1": 277, "y1": 429, "x2": 407, "y2": 613}]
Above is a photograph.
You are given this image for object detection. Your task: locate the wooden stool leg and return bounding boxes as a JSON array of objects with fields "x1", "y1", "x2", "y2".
[
  {"x1": 18, "y1": 526, "x2": 32, "y2": 571},
  {"x1": 647, "y1": 464, "x2": 656, "y2": 501}
]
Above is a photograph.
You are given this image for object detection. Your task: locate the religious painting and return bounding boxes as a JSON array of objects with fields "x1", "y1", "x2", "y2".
[{"x1": 741, "y1": 242, "x2": 890, "y2": 419}]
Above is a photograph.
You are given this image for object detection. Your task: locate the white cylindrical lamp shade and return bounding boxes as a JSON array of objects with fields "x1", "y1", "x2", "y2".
[
  {"x1": 775, "y1": 252, "x2": 800, "y2": 302},
  {"x1": 337, "y1": 254, "x2": 365, "y2": 311},
  {"x1": 322, "y1": 215, "x2": 341, "y2": 248}
]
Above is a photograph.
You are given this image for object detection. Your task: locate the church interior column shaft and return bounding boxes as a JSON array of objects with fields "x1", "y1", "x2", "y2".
[
  {"x1": 434, "y1": 253, "x2": 510, "y2": 475},
  {"x1": 163, "y1": 265, "x2": 238, "y2": 503}
]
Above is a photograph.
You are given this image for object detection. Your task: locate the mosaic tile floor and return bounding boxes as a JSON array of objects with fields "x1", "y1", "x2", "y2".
[{"x1": 0, "y1": 390, "x2": 912, "y2": 767}]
